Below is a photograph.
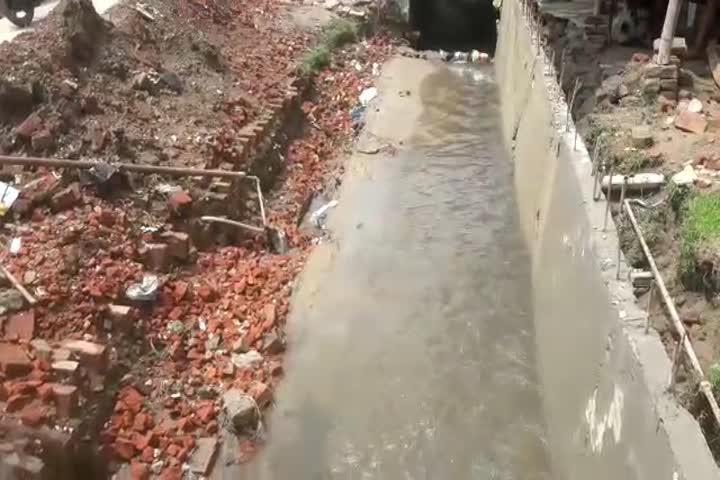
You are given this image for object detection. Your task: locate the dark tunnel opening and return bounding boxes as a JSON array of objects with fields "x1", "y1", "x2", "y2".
[{"x1": 410, "y1": 0, "x2": 499, "y2": 53}]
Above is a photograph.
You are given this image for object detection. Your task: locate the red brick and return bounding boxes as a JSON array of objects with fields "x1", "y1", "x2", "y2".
[
  {"x1": 140, "y1": 446, "x2": 154, "y2": 463},
  {"x1": 107, "y1": 304, "x2": 133, "y2": 330},
  {"x1": 142, "y1": 243, "x2": 170, "y2": 271},
  {"x1": 248, "y1": 382, "x2": 273, "y2": 409},
  {"x1": 31, "y1": 130, "x2": 54, "y2": 151},
  {"x1": 20, "y1": 404, "x2": 45, "y2": 427},
  {"x1": 5, "y1": 310, "x2": 35, "y2": 341},
  {"x1": 120, "y1": 386, "x2": 144, "y2": 414},
  {"x1": 0, "y1": 343, "x2": 32, "y2": 378},
  {"x1": 675, "y1": 110, "x2": 708, "y2": 134},
  {"x1": 130, "y1": 461, "x2": 149, "y2": 480},
  {"x1": 263, "y1": 303, "x2": 276, "y2": 327},
  {"x1": 37, "y1": 383, "x2": 53, "y2": 402},
  {"x1": 158, "y1": 466, "x2": 182, "y2": 480},
  {"x1": 113, "y1": 437, "x2": 136, "y2": 461},
  {"x1": 62, "y1": 340, "x2": 106, "y2": 371},
  {"x1": 196, "y1": 403, "x2": 215, "y2": 423},
  {"x1": 166, "y1": 443, "x2": 181, "y2": 458},
  {"x1": 133, "y1": 412, "x2": 150, "y2": 432},
  {"x1": 50, "y1": 183, "x2": 81, "y2": 212},
  {"x1": 52, "y1": 384, "x2": 78, "y2": 419},
  {"x1": 51, "y1": 360, "x2": 79, "y2": 378},
  {"x1": 16, "y1": 113, "x2": 42, "y2": 139},
  {"x1": 6, "y1": 393, "x2": 31, "y2": 412},
  {"x1": 173, "y1": 282, "x2": 188, "y2": 302},
  {"x1": 167, "y1": 190, "x2": 192, "y2": 216},
  {"x1": 29, "y1": 339, "x2": 52, "y2": 361},
  {"x1": 160, "y1": 231, "x2": 190, "y2": 260}
]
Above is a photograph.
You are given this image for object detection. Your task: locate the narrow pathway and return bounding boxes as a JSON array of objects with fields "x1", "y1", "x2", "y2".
[{"x1": 231, "y1": 56, "x2": 554, "y2": 480}]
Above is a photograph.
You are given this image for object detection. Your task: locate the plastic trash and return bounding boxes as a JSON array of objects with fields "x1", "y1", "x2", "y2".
[
  {"x1": 359, "y1": 87, "x2": 378, "y2": 106},
  {"x1": 126, "y1": 274, "x2": 161, "y2": 301},
  {"x1": 0, "y1": 182, "x2": 19, "y2": 217}
]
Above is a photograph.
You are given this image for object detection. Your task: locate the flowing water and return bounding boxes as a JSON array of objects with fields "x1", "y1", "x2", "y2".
[{"x1": 231, "y1": 62, "x2": 554, "y2": 480}]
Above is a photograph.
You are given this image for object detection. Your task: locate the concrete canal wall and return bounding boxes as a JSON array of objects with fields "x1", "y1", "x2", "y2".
[{"x1": 495, "y1": 1, "x2": 720, "y2": 479}]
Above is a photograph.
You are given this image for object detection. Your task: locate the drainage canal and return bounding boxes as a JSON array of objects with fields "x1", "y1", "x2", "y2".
[{"x1": 235, "y1": 45, "x2": 554, "y2": 480}]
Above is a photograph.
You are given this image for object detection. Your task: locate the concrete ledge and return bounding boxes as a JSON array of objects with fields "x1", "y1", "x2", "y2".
[{"x1": 496, "y1": 1, "x2": 720, "y2": 479}]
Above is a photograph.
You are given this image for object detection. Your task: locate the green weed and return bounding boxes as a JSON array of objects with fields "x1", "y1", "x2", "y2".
[{"x1": 297, "y1": 19, "x2": 358, "y2": 75}]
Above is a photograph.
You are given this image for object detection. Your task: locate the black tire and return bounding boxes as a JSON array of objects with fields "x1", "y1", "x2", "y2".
[{"x1": 5, "y1": 1, "x2": 33, "y2": 27}]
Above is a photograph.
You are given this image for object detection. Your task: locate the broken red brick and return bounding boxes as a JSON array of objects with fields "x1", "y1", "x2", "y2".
[
  {"x1": 29, "y1": 339, "x2": 52, "y2": 361},
  {"x1": 62, "y1": 339, "x2": 106, "y2": 370},
  {"x1": 16, "y1": 113, "x2": 43, "y2": 139},
  {"x1": 161, "y1": 231, "x2": 191, "y2": 260},
  {"x1": 0, "y1": 342, "x2": 32, "y2": 378},
  {"x1": 133, "y1": 412, "x2": 151, "y2": 432},
  {"x1": 675, "y1": 110, "x2": 708, "y2": 134},
  {"x1": 37, "y1": 383, "x2": 53, "y2": 402},
  {"x1": 130, "y1": 461, "x2": 149, "y2": 480},
  {"x1": 167, "y1": 190, "x2": 192, "y2": 216},
  {"x1": 196, "y1": 402, "x2": 215, "y2": 423},
  {"x1": 113, "y1": 437, "x2": 136, "y2": 461},
  {"x1": 31, "y1": 129, "x2": 54, "y2": 151},
  {"x1": 108, "y1": 304, "x2": 133, "y2": 330},
  {"x1": 6, "y1": 393, "x2": 31, "y2": 412},
  {"x1": 52, "y1": 384, "x2": 78, "y2": 419},
  {"x1": 173, "y1": 281, "x2": 189, "y2": 302},
  {"x1": 20, "y1": 404, "x2": 45, "y2": 427},
  {"x1": 140, "y1": 446, "x2": 154, "y2": 463},
  {"x1": 120, "y1": 386, "x2": 144, "y2": 414},
  {"x1": 158, "y1": 466, "x2": 182, "y2": 480},
  {"x1": 248, "y1": 381, "x2": 273, "y2": 409},
  {"x1": 142, "y1": 243, "x2": 170, "y2": 271},
  {"x1": 5, "y1": 310, "x2": 35, "y2": 341},
  {"x1": 50, "y1": 183, "x2": 82, "y2": 212}
]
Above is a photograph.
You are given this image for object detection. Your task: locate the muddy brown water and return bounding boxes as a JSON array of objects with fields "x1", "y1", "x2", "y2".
[{"x1": 232, "y1": 63, "x2": 554, "y2": 479}]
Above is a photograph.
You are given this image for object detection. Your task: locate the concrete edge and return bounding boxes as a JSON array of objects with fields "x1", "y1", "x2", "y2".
[{"x1": 498, "y1": 1, "x2": 720, "y2": 478}]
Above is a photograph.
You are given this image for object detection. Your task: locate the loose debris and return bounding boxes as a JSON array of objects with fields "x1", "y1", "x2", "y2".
[{"x1": 0, "y1": 0, "x2": 398, "y2": 476}]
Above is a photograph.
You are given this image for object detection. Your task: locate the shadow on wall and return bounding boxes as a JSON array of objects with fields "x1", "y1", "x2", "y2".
[{"x1": 410, "y1": 0, "x2": 499, "y2": 52}]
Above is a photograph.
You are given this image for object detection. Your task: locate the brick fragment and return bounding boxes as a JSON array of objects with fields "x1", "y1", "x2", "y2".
[
  {"x1": 29, "y1": 339, "x2": 52, "y2": 361},
  {"x1": 5, "y1": 310, "x2": 35, "y2": 340},
  {"x1": 52, "y1": 384, "x2": 78, "y2": 419},
  {"x1": 0, "y1": 343, "x2": 32, "y2": 378},
  {"x1": 248, "y1": 381, "x2": 273, "y2": 409},
  {"x1": 50, "y1": 183, "x2": 81, "y2": 212},
  {"x1": 62, "y1": 339, "x2": 106, "y2": 370},
  {"x1": 15, "y1": 113, "x2": 42, "y2": 139},
  {"x1": 675, "y1": 110, "x2": 708, "y2": 134},
  {"x1": 142, "y1": 243, "x2": 170, "y2": 271},
  {"x1": 51, "y1": 360, "x2": 79, "y2": 378},
  {"x1": 189, "y1": 437, "x2": 218, "y2": 476},
  {"x1": 20, "y1": 404, "x2": 45, "y2": 427},
  {"x1": 160, "y1": 231, "x2": 190, "y2": 260},
  {"x1": 167, "y1": 190, "x2": 192, "y2": 216}
]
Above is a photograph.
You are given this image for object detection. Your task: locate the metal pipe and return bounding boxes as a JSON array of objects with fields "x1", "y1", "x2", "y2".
[
  {"x1": 623, "y1": 199, "x2": 704, "y2": 376},
  {"x1": 616, "y1": 178, "x2": 627, "y2": 279},
  {"x1": 624, "y1": 199, "x2": 720, "y2": 427},
  {"x1": 603, "y1": 165, "x2": 614, "y2": 231},
  {"x1": 0, "y1": 155, "x2": 252, "y2": 180},
  {"x1": 645, "y1": 281, "x2": 655, "y2": 334},
  {"x1": 200, "y1": 216, "x2": 265, "y2": 234}
]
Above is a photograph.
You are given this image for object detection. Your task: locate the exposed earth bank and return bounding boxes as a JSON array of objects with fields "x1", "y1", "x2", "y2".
[{"x1": 0, "y1": 0, "x2": 402, "y2": 477}]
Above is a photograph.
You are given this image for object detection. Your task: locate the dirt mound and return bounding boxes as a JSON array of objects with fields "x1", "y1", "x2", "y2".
[{"x1": 60, "y1": 0, "x2": 112, "y2": 63}]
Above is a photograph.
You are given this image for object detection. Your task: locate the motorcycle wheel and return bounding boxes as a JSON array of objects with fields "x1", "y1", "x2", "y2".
[{"x1": 4, "y1": 0, "x2": 33, "y2": 27}]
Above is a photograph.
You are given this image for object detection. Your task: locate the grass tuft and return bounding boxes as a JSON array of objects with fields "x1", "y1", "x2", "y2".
[
  {"x1": 680, "y1": 192, "x2": 720, "y2": 283},
  {"x1": 298, "y1": 19, "x2": 358, "y2": 75}
]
